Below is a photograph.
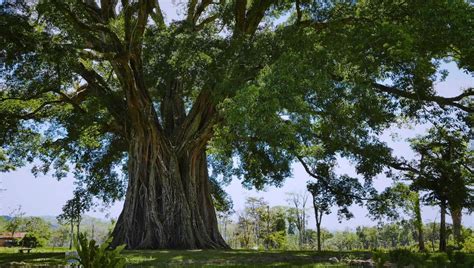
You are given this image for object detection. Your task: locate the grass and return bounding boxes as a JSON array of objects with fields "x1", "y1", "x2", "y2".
[
  {"x1": 1, "y1": 248, "x2": 473, "y2": 267},
  {"x1": 0, "y1": 248, "x2": 368, "y2": 267},
  {"x1": 123, "y1": 249, "x2": 369, "y2": 267},
  {"x1": 0, "y1": 247, "x2": 71, "y2": 267}
]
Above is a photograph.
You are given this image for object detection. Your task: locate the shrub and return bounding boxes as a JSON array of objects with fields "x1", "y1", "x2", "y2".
[
  {"x1": 462, "y1": 235, "x2": 474, "y2": 252},
  {"x1": 371, "y1": 250, "x2": 389, "y2": 268},
  {"x1": 447, "y1": 251, "x2": 474, "y2": 268},
  {"x1": 20, "y1": 233, "x2": 40, "y2": 248},
  {"x1": 426, "y1": 253, "x2": 450, "y2": 268},
  {"x1": 69, "y1": 233, "x2": 126, "y2": 268},
  {"x1": 388, "y1": 248, "x2": 424, "y2": 267}
]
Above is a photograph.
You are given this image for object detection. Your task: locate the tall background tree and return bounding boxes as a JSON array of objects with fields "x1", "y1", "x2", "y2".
[
  {"x1": 409, "y1": 126, "x2": 473, "y2": 251},
  {"x1": 57, "y1": 189, "x2": 93, "y2": 249},
  {"x1": 307, "y1": 181, "x2": 332, "y2": 252},
  {"x1": 367, "y1": 183, "x2": 426, "y2": 251},
  {"x1": 1, "y1": 0, "x2": 473, "y2": 249}
]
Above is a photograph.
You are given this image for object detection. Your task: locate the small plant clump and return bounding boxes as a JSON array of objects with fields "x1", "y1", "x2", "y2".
[{"x1": 68, "y1": 233, "x2": 125, "y2": 268}]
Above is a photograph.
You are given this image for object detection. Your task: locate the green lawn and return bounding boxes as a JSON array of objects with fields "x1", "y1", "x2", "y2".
[
  {"x1": 0, "y1": 248, "x2": 367, "y2": 267},
  {"x1": 1, "y1": 248, "x2": 473, "y2": 267},
  {"x1": 123, "y1": 249, "x2": 368, "y2": 267}
]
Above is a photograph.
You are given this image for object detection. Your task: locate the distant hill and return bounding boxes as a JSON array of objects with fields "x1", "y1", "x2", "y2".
[{"x1": 0, "y1": 215, "x2": 12, "y2": 221}]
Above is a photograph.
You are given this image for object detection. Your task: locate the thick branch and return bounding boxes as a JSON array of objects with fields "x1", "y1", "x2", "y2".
[
  {"x1": 374, "y1": 83, "x2": 473, "y2": 113},
  {"x1": 233, "y1": 0, "x2": 247, "y2": 35},
  {"x1": 128, "y1": 0, "x2": 153, "y2": 52},
  {"x1": 75, "y1": 64, "x2": 129, "y2": 133},
  {"x1": 244, "y1": 0, "x2": 273, "y2": 35},
  {"x1": 100, "y1": 0, "x2": 118, "y2": 20},
  {"x1": 176, "y1": 89, "x2": 218, "y2": 153},
  {"x1": 51, "y1": 0, "x2": 122, "y2": 53}
]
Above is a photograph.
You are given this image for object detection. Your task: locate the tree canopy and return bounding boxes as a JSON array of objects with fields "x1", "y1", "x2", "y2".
[{"x1": 1, "y1": 0, "x2": 473, "y2": 249}]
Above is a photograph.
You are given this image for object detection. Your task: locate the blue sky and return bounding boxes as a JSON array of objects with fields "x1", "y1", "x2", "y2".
[{"x1": 0, "y1": 3, "x2": 473, "y2": 231}]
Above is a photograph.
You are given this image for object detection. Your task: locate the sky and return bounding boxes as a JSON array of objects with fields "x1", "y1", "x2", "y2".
[{"x1": 0, "y1": 2, "x2": 473, "y2": 231}]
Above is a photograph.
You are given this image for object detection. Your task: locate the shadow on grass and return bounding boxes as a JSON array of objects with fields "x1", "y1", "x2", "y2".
[
  {"x1": 123, "y1": 250, "x2": 369, "y2": 267},
  {"x1": 0, "y1": 252, "x2": 66, "y2": 267}
]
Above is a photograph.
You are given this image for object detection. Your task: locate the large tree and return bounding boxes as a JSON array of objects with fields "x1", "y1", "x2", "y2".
[
  {"x1": 409, "y1": 127, "x2": 473, "y2": 251},
  {"x1": 1, "y1": 1, "x2": 472, "y2": 249}
]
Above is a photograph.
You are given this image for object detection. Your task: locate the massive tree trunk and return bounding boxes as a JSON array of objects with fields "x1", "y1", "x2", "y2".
[
  {"x1": 111, "y1": 136, "x2": 228, "y2": 249},
  {"x1": 108, "y1": 63, "x2": 227, "y2": 248},
  {"x1": 450, "y1": 206, "x2": 463, "y2": 247}
]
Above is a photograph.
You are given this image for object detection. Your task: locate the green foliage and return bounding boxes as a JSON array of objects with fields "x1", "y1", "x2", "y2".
[
  {"x1": 70, "y1": 233, "x2": 125, "y2": 268},
  {"x1": 462, "y1": 236, "x2": 474, "y2": 253},
  {"x1": 372, "y1": 249, "x2": 466, "y2": 268},
  {"x1": 372, "y1": 250, "x2": 390, "y2": 268},
  {"x1": 409, "y1": 127, "x2": 473, "y2": 210},
  {"x1": 447, "y1": 251, "x2": 474, "y2": 267},
  {"x1": 2, "y1": 0, "x2": 472, "y2": 210},
  {"x1": 21, "y1": 217, "x2": 52, "y2": 247},
  {"x1": 325, "y1": 231, "x2": 360, "y2": 251},
  {"x1": 49, "y1": 225, "x2": 70, "y2": 248},
  {"x1": 426, "y1": 253, "x2": 450, "y2": 267},
  {"x1": 388, "y1": 248, "x2": 425, "y2": 267},
  {"x1": 5, "y1": 207, "x2": 25, "y2": 236},
  {"x1": 57, "y1": 188, "x2": 92, "y2": 226},
  {"x1": 0, "y1": 216, "x2": 8, "y2": 233},
  {"x1": 1, "y1": 0, "x2": 473, "y2": 250},
  {"x1": 265, "y1": 231, "x2": 288, "y2": 250},
  {"x1": 20, "y1": 233, "x2": 40, "y2": 248}
]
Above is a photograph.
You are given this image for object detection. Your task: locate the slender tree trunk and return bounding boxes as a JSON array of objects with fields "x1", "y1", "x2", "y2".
[
  {"x1": 313, "y1": 204, "x2": 322, "y2": 252},
  {"x1": 439, "y1": 199, "x2": 447, "y2": 252},
  {"x1": 316, "y1": 222, "x2": 321, "y2": 252},
  {"x1": 413, "y1": 193, "x2": 425, "y2": 251},
  {"x1": 76, "y1": 218, "x2": 80, "y2": 239},
  {"x1": 69, "y1": 221, "x2": 74, "y2": 250},
  {"x1": 450, "y1": 206, "x2": 463, "y2": 247}
]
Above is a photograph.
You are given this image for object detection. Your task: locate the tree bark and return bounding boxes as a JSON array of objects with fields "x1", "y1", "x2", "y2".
[
  {"x1": 108, "y1": 54, "x2": 227, "y2": 250},
  {"x1": 450, "y1": 206, "x2": 463, "y2": 247},
  {"x1": 314, "y1": 205, "x2": 322, "y2": 252},
  {"x1": 413, "y1": 193, "x2": 425, "y2": 251},
  {"x1": 69, "y1": 221, "x2": 74, "y2": 250},
  {"x1": 110, "y1": 135, "x2": 228, "y2": 249},
  {"x1": 316, "y1": 222, "x2": 321, "y2": 252},
  {"x1": 76, "y1": 218, "x2": 81, "y2": 239},
  {"x1": 439, "y1": 199, "x2": 447, "y2": 252}
]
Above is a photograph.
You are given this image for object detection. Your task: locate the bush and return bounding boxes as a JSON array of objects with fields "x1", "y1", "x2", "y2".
[
  {"x1": 388, "y1": 248, "x2": 425, "y2": 267},
  {"x1": 426, "y1": 253, "x2": 450, "y2": 268},
  {"x1": 462, "y1": 235, "x2": 474, "y2": 252},
  {"x1": 20, "y1": 233, "x2": 40, "y2": 248},
  {"x1": 69, "y1": 233, "x2": 126, "y2": 268},
  {"x1": 447, "y1": 251, "x2": 474, "y2": 268},
  {"x1": 371, "y1": 250, "x2": 389, "y2": 268}
]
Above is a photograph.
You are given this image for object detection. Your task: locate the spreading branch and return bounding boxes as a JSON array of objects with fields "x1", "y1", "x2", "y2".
[{"x1": 373, "y1": 83, "x2": 473, "y2": 113}]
